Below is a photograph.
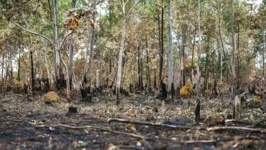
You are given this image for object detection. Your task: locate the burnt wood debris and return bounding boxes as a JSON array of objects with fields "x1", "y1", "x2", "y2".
[{"x1": 1, "y1": 0, "x2": 266, "y2": 149}]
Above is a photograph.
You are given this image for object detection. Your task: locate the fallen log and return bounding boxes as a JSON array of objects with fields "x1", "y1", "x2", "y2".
[{"x1": 107, "y1": 118, "x2": 191, "y2": 129}]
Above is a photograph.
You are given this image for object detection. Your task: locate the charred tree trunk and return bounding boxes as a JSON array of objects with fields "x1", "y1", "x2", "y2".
[
  {"x1": 181, "y1": 25, "x2": 187, "y2": 86},
  {"x1": 18, "y1": 45, "x2": 21, "y2": 81},
  {"x1": 138, "y1": 45, "x2": 143, "y2": 91},
  {"x1": 140, "y1": 49, "x2": 143, "y2": 91},
  {"x1": 146, "y1": 35, "x2": 151, "y2": 91},
  {"x1": 30, "y1": 51, "x2": 34, "y2": 91},
  {"x1": 154, "y1": 69, "x2": 157, "y2": 89}
]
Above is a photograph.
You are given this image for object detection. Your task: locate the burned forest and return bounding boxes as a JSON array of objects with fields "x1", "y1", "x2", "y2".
[{"x1": 1, "y1": 0, "x2": 266, "y2": 149}]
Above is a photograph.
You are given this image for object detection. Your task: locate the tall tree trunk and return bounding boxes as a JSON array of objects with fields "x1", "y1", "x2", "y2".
[
  {"x1": 167, "y1": 0, "x2": 173, "y2": 92},
  {"x1": 137, "y1": 45, "x2": 143, "y2": 90},
  {"x1": 88, "y1": 0, "x2": 96, "y2": 86},
  {"x1": 84, "y1": 29, "x2": 91, "y2": 74},
  {"x1": 68, "y1": 39, "x2": 74, "y2": 90},
  {"x1": 203, "y1": 34, "x2": 210, "y2": 90},
  {"x1": 191, "y1": 33, "x2": 196, "y2": 84},
  {"x1": 121, "y1": 56, "x2": 126, "y2": 89},
  {"x1": 146, "y1": 35, "x2": 151, "y2": 91},
  {"x1": 138, "y1": 45, "x2": 141, "y2": 89},
  {"x1": 196, "y1": 0, "x2": 202, "y2": 96},
  {"x1": 218, "y1": 16, "x2": 224, "y2": 82},
  {"x1": 237, "y1": 24, "x2": 240, "y2": 89},
  {"x1": 263, "y1": 30, "x2": 265, "y2": 77},
  {"x1": 67, "y1": 0, "x2": 76, "y2": 93},
  {"x1": 159, "y1": 6, "x2": 164, "y2": 86},
  {"x1": 116, "y1": 17, "x2": 126, "y2": 105},
  {"x1": 181, "y1": 25, "x2": 187, "y2": 86},
  {"x1": 157, "y1": 7, "x2": 162, "y2": 88},
  {"x1": 176, "y1": 34, "x2": 182, "y2": 89},
  {"x1": 195, "y1": 0, "x2": 202, "y2": 123},
  {"x1": 96, "y1": 48, "x2": 101, "y2": 88},
  {"x1": 9, "y1": 52, "x2": 13, "y2": 87},
  {"x1": 52, "y1": 0, "x2": 60, "y2": 89},
  {"x1": 230, "y1": 0, "x2": 236, "y2": 100},
  {"x1": 107, "y1": 58, "x2": 111, "y2": 86},
  {"x1": 140, "y1": 47, "x2": 143, "y2": 90}
]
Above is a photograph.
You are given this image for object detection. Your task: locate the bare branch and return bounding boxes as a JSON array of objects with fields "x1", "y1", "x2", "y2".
[
  {"x1": 59, "y1": 30, "x2": 74, "y2": 51},
  {"x1": 207, "y1": 126, "x2": 266, "y2": 134},
  {"x1": 11, "y1": 20, "x2": 53, "y2": 44},
  {"x1": 58, "y1": 30, "x2": 74, "y2": 72},
  {"x1": 125, "y1": 0, "x2": 141, "y2": 18},
  {"x1": 107, "y1": 118, "x2": 191, "y2": 129}
]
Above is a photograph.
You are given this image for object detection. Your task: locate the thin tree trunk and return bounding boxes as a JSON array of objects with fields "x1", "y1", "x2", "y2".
[
  {"x1": 84, "y1": 28, "x2": 91, "y2": 74},
  {"x1": 68, "y1": 39, "x2": 74, "y2": 90},
  {"x1": 44, "y1": 45, "x2": 52, "y2": 84},
  {"x1": 116, "y1": 17, "x2": 126, "y2": 105},
  {"x1": 167, "y1": 0, "x2": 173, "y2": 92},
  {"x1": 237, "y1": 24, "x2": 240, "y2": 89},
  {"x1": 30, "y1": 51, "x2": 34, "y2": 91},
  {"x1": 177, "y1": 34, "x2": 182, "y2": 89},
  {"x1": 141, "y1": 49, "x2": 143, "y2": 90},
  {"x1": 181, "y1": 25, "x2": 187, "y2": 86},
  {"x1": 154, "y1": 68, "x2": 157, "y2": 89},
  {"x1": 138, "y1": 45, "x2": 141, "y2": 90},
  {"x1": 88, "y1": 10, "x2": 96, "y2": 85},
  {"x1": 116, "y1": 0, "x2": 139, "y2": 104},
  {"x1": 146, "y1": 35, "x2": 151, "y2": 91},
  {"x1": 191, "y1": 33, "x2": 196, "y2": 84},
  {"x1": 204, "y1": 34, "x2": 210, "y2": 90},
  {"x1": 121, "y1": 56, "x2": 126, "y2": 89},
  {"x1": 67, "y1": 0, "x2": 76, "y2": 94},
  {"x1": 52, "y1": 0, "x2": 60, "y2": 89},
  {"x1": 230, "y1": 0, "x2": 236, "y2": 100},
  {"x1": 1, "y1": 54, "x2": 4, "y2": 92},
  {"x1": 263, "y1": 30, "x2": 265, "y2": 77},
  {"x1": 159, "y1": 6, "x2": 164, "y2": 86},
  {"x1": 196, "y1": 0, "x2": 202, "y2": 96},
  {"x1": 96, "y1": 49, "x2": 101, "y2": 88},
  {"x1": 157, "y1": 7, "x2": 162, "y2": 88},
  {"x1": 107, "y1": 58, "x2": 111, "y2": 86},
  {"x1": 18, "y1": 45, "x2": 21, "y2": 81},
  {"x1": 9, "y1": 52, "x2": 13, "y2": 87},
  {"x1": 218, "y1": 15, "x2": 225, "y2": 82}
]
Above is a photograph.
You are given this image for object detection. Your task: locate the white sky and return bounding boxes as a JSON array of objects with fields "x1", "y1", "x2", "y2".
[
  {"x1": 251, "y1": 0, "x2": 262, "y2": 5},
  {"x1": 254, "y1": 0, "x2": 262, "y2": 4}
]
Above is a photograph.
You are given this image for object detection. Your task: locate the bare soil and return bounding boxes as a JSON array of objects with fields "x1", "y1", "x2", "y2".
[{"x1": 1, "y1": 92, "x2": 266, "y2": 150}]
